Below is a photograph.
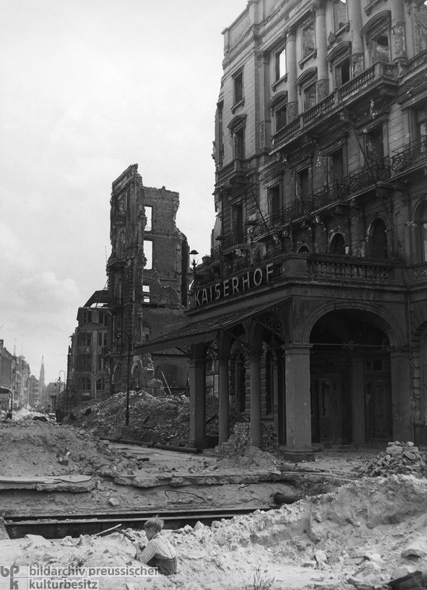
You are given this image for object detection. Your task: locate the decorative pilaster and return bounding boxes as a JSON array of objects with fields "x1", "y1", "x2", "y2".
[
  {"x1": 347, "y1": 0, "x2": 364, "y2": 76},
  {"x1": 286, "y1": 28, "x2": 298, "y2": 123},
  {"x1": 314, "y1": 0, "x2": 329, "y2": 100}
]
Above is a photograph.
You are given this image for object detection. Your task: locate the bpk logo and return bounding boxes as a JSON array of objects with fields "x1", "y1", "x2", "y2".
[{"x1": 0, "y1": 566, "x2": 20, "y2": 589}]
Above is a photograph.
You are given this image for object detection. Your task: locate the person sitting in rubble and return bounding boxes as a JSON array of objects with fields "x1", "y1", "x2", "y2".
[{"x1": 135, "y1": 517, "x2": 177, "y2": 576}]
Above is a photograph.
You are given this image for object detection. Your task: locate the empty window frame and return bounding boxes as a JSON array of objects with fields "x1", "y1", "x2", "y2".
[
  {"x1": 233, "y1": 71, "x2": 244, "y2": 105},
  {"x1": 275, "y1": 103, "x2": 287, "y2": 132},
  {"x1": 365, "y1": 126, "x2": 384, "y2": 163},
  {"x1": 369, "y1": 218, "x2": 388, "y2": 259},
  {"x1": 143, "y1": 284, "x2": 150, "y2": 303},
  {"x1": 143, "y1": 240, "x2": 153, "y2": 269},
  {"x1": 80, "y1": 377, "x2": 91, "y2": 391},
  {"x1": 303, "y1": 82, "x2": 317, "y2": 111},
  {"x1": 98, "y1": 331, "x2": 108, "y2": 348},
  {"x1": 328, "y1": 148, "x2": 345, "y2": 184},
  {"x1": 275, "y1": 47, "x2": 286, "y2": 81},
  {"x1": 145, "y1": 206, "x2": 153, "y2": 232},
  {"x1": 268, "y1": 185, "x2": 282, "y2": 222},
  {"x1": 297, "y1": 168, "x2": 310, "y2": 200},
  {"x1": 232, "y1": 203, "x2": 244, "y2": 244},
  {"x1": 234, "y1": 128, "x2": 245, "y2": 159},
  {"x1": 96, "y1": 378, "x2": 105, "y2": 391},
  {"x1": 335, "y1": 56, "x2": 351, "y2": 87},
  {"x1": 302, "y1": 21, "x2": 315, "y2": 59}
]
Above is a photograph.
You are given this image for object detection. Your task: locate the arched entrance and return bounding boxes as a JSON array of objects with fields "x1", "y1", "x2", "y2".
[{"x1": 310, "y1": 310, "x2": 391, "y2": 446}]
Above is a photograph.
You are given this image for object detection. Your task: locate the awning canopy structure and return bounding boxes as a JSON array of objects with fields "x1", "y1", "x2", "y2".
[{"x1": 135, "y1": 301, "x2": 283, "y2": 354}]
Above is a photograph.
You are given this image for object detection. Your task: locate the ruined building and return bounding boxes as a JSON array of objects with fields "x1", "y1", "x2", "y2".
[
  {"x1": 107, "y1": 164, "x2": 189, "y2": 395},
  {"x1": 140, "y1": 0, "x2": 427, "y2": 456}
]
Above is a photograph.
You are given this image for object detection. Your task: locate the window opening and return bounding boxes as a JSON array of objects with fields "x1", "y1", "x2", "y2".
[
  {"x1": 369, "y1": 219, "x2": 388, "y2": 259},
  {"x1": 143, "y1": 284, "x2": 150, "y2": 303},
  {"x1": 372, "y1": 31, "x2": 390, "y2": 63},
  {"x1": 275, "y1": 48, "x2": 286, "y2": 80},
  {"x1": 143, "y1": 240, "x2": 153, "y2": 269},
  {"x1": 234, "y1": 128, "x2": 245, "y2": 159},
  {"x1": 234, "y1": 72, "x2": 243, "y2": 105},
  {"x1": 275, "y1": 104, "x2": 287, "y2": 131},
  {"x1": 329, "y1": 148, "x2": 344, "y2": 183},
  {"x1": 303, "y1": 82, "x2": 317, "y2": 111},
  {"x1": 330, "y1": 233, "x2": 346, "y2": 254},
  {"x1": 233, "y1": 203, "x2": 244, "y2": 243},
  {"x1": 335, "y1": 57, "x2": 350, "y2": 87},
  {"x1": 98, "y1": 332, "x2": 107, "y2": 347},
  {"x1": 365, "y1": 126, "x2": 384, "y2": 163},
  {"x1": 145, "y1": 206, "x2": 152, "y2": 232},
  {"x1": 298, "y1": 168, "x2": 310, "y2": 200},
  {"x1": 269, "y1": 186, "x2": 281, "y2": 222}
]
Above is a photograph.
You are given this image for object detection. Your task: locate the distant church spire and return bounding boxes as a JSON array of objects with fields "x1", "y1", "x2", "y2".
[{"x1": 39, "y1": 356, "x2": 45, "y2": 388}]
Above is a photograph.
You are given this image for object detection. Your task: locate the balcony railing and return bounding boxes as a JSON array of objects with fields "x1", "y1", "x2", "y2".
[
  {"x1": 391, "y1": 137, "x2": 427, "y2": 173},
  {"x1": 308, "y1": 255, "x2": 392, "y2": 283},
  {"x1": 348, "y1": 157, "x2": 391, "y2": 192},
  {"x1": 302, "y1": 94, "x2": 335, "y2": 126},
  {"x1": 312, "y1": 182, "x2": 350, "y2": 210},
  {"x1": 271, "y1": 62, "x2": 397, "y2": 152}
]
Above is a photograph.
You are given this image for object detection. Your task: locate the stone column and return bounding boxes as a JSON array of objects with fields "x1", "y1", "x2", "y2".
[
  {"x1": 390, "y1": 0, "x2": 407, "y2": 63},
  {"x1": 189, "y1": 356, "x2": 206, "y2": 448},
  {"x1": 249, "y1": 352, "x2": 262, "y2": 447},
  {"x1": 348, "y1": 0, "x2": 364, "y2": 76},
  {"x1": 218, "y1": 357, "x2": 229, "y2": 443},
  {"x1": 286, "y1": 28, "x2": 298, "y2": 122},
  {"x1": 315, "y1": 0, "x2": 329, "y2": 100},
  {"x1": 390, "y1": 348, "x2": 413, "y2": 442},
  {"x1": 350, "y1": 354, "x2": 365, "y2": 444},
  {"x1": 284, "y1": 345, "x2": 312, "y2": 450}
]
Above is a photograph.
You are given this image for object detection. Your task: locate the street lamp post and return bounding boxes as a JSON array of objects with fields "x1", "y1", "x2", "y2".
[{"x1": 115, "y1": 330, "x2": 132, "y2": 426}]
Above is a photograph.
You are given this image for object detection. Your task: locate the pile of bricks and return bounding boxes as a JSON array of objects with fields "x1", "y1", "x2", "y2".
[
  {"x1": 216, "y1": 421, "x2": 278, "y2": 455},
  {"x1": 216, "y1": 422, "x2": 251, "y2": 455},
  {"x1": 357, "y1": 441, "x2": 427, "y2": 477}
]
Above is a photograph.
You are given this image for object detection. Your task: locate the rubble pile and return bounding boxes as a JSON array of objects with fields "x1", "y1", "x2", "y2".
[
  {"x1": 356, "y1": 441, "x2": 427, "y2": 477},
  {"x1": 70, "y1": 390, "x2": 219, "y2": 446},
  {"x1": 3, "y1": 475, "x2": 427, "y2": 589}
]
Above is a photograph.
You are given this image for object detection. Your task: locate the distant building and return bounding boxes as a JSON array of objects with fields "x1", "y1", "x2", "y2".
[
  {"x1": 28, "y1": 375, "x2": 40, "y2": 408},
  {"x1": 0, "y1": 340, "x2": 13, "y2": 391},
  {"x1": 107, "y1": 164, "x2": 190, "y2": 395},
  {"x1": 68, "y1": 290, "x2": 110, "y2": 406}
]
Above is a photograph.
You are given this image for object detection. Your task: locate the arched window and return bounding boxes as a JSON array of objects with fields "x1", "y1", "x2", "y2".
[
  {"x1": 298, "y1": 245, "x2": 310, "y2": 253},
  {"x1": 329, "y1": 233, "x2": 346, "y2": 254},
  {"x1": 369, "y1": 218, "x2": 388, "y2": 258},
  {"x1": 96, "y1": 378, "x2": 105, "y2": 391}
]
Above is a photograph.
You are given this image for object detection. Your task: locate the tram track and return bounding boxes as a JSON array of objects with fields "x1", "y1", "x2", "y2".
[{"x1": 5, "y1": 505, "x2": 277, "y2": 539}]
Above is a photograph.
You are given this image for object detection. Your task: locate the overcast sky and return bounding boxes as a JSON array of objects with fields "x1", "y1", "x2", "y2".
[{"x1": 0, "y1": 0, "x2": 247, "y2": 384}]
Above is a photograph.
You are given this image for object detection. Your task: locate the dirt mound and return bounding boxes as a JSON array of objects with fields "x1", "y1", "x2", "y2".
[
  {"x1": 3, "y1": 475, "x2": 427, "y2": 589},
  {"x1": 70, "y1": 390, "x2": 219, "y2": 446},
  {"x1": 0, "y1": 422, "x2": 137, "y2": 479}
]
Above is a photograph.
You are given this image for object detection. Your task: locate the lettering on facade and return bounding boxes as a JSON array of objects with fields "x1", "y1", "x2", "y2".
[{"x1": 194, "y1": 263, "x2": 276, "y2": 307}]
